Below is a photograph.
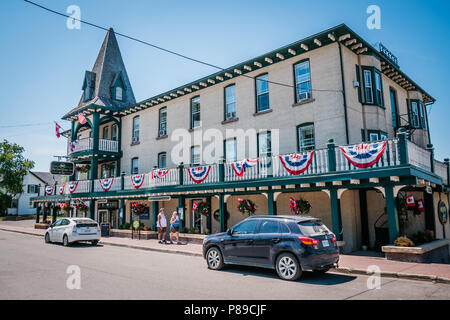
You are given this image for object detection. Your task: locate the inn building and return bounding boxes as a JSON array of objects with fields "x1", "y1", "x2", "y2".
[{"x1": 32, "y1": 24, "x2": 449, "y2": 253}]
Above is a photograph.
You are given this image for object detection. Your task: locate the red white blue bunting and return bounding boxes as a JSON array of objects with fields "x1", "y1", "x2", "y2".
[
  {"x1": 68, "y1": 181, "x2": 78, "y2": 194},
  {"x1": 339, "y1": 141, "x2": 387, "y2": 169},
  {"x1": 58, "y1": 184, "x2": 65, "y2": 195},
  {"x1": 231, "y1": 158, "x2": 259, "y2": 177},
  {"x1": 99, "y1": 178, "x2": 114, "y2": 191},
  {"x1": 131, "y1": 174, "x2": 145, "y2": 189},
  {"x1": 45, "y1": 186, "x2": 54, "y2": 196},
  {"x1": 151, "y1": 169, "x2": 169, "y2": 179},
  {"x1": 279, "y1": 152, "x2": 314, "y2": 175},
  {"x1": 188, "y1": 165, "x2": 211, "y2": 184}
]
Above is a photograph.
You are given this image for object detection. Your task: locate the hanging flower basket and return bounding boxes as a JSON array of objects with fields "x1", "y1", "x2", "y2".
[
  {"x1": 131, "y1": 202, "x2": 146, "y2": 216},
  {"x1": 59, "y1": 202, "x2": 70, "y2": 214},
  {"x1": 237, "y1": 198, "x2": 256, "y2": 216},
  {"x1": 76, "y1": 165, "x2": 91, "y2": 174},
  {"x1": 289, "y1": 197, "x2": 311, "y2": 215},
  {"x1": 74, "y1": 201, "x2": 88, "y2": 213},
  {"x1": 194, "y1": 201, "x2": 210, "y2": 216}
]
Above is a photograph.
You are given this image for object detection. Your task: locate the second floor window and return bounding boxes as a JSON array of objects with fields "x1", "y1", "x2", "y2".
[
  {"x1": 111, "y1": 124, "x2": 118, "y2": 141},
  {"x1": 102, "y1": 126, "x2": 109, "y2": 140},
  {"x1": 389, "y1": 88, "x2": 398, "y2": 129},
  {"x1": 191, "y1": 97, "x2": 201, "y2": 129},
  {"x1": 419, "y1": 101, "x2": 427, "y2": 129},
  {"x1": 159, "y1": 107, "x2": 167, "y2": 137},
  {"x1": 258, "y1": 131, "x2": 272, "y2": 157},
  {"x1": 131, "y1": 158, "x2": 139, "y2": 174},
  {"x1": 294, "y1": 60, "x2": 312, "y2": 102},
  {"x1": 224, "y1": 138, "x2": 237, "y2": 162},
  {"x1": 411, "y1": 101, "x2": 419, "y2": 128},
  {"x1": 132, "y1": 116, "x2": 140, "y2": 143},
  {"x1": 297, "y1": 123, "x2": 315, "y2": 152},
  {"x1": 256, "y1": 74, "x2": 270, "y2": 112},
  {"x1": 374, "y1": 72, "x2": 383, "y2": 105},
  {"x1": 363, "y1": 70, "x2": 373, "y2": 104},
  {"x1": 158, "y1": 152, "x2": 167, "y2": 168},
  {"x1": 191, "y1": 145, "x2": 200, "y2": 165},
  {"x1": 224, "y1": 85, "x2": 236, "y2": 120}
]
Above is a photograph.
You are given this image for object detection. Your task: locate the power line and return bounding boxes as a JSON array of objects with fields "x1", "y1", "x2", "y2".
[
  {"x1": 0, "y1": 122, "x2": 53, "y2": 128},
  {"x1": 23, "y1": 0, "x2": 343, "y2": 94}
]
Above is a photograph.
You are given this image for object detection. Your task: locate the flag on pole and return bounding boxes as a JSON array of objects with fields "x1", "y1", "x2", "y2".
[
  {"x1": 406, "y1": 194, "x2": 415, "y2": 207},
  {"x1": 192, "y1": 201, "x2": 198, "y2": 212},
  {"x1": 55, "y1": 122, "x2": 61, "y2": 138},
  {"x1": 78, "y1": 112, "x2": 87, "y2": 125}
]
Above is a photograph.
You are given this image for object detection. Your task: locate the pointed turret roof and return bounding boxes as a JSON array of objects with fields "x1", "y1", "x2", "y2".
[{"x1": 63, "y1": 28, "x2": 135, "y2": 119}]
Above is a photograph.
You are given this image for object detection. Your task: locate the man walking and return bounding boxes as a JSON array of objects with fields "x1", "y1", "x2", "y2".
[{"x1": 157, "y1": 208, "x2": 167, "y2": 244}]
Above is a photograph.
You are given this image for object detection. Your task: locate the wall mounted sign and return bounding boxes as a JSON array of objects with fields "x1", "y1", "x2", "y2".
[
  {"x1": 50, "y1": 161, "x2": 74, "y2": 176},
  {"x1": 438, "y1": 201, "x2": 448, "y2": 225},
  {"x1": 148, "y1": 196, "x2": 171, "y2": 202}
]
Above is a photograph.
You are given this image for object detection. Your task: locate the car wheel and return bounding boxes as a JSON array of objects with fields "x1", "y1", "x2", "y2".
[
  {"x1": 276, "y1": 253, "x2": 302, "y2": 281},
  {"x1": 91, "y1": 240, "x2": 99, "y2": 246},
  {"x1": 63, "y1": 235, "x2": 70, "y2": 247},
  {"x1": 45, "y1": 233, "x2": 51, "y2": 244},
  {"x1": 206, "y1": 247, "x2": 224, "y2": 270}
]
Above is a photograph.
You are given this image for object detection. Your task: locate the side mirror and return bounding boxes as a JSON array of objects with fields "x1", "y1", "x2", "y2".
[{"x1": 226, "y1": 229, "x2": 233, "y2": 236}]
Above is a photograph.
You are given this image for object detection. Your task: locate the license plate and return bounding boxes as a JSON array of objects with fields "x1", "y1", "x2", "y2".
[{"x1": 322, "y1": 240, "x2": 329, "y2": 247}]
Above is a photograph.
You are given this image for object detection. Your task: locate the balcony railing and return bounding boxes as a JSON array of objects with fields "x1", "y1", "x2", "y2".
[
  {"x1": 69, "y1": 138, "x2": 119, "y2": 154},
  {"x1": 36, "y1": 134, "x2": 450, "y2": 198}
]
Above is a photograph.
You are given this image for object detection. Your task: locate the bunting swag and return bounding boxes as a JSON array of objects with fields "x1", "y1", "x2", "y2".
[
  {"x1": 151, "y1": 169, "x2": 169, "y2": 179},
  {"x1": 58, "y1": 184, "x2": 65, "y2": 195},
  {"x1": 340, "y1": 141, "x2": 387, "y2": 169},
  {"x1": 131, "y1": 174, "x2": 145, "y2": 189},
  {"x1": 231, "y1": 158, "x2": 259, "y2": 177},
  {"x1": 188, "y1": 165, "x2": 211, "y2": 184},
  {"x1": 279, "y1": 152, "x2": 314, "y2": 175},
  {"x1": 99, "y1": 178, "x2": 114, "y2": 191},
  {"x1": 45, "y1": 186, "x2": 54, "y2": 196},
  {"x1": 68, "y1": 181, "x2": 78, "y2": 194}
]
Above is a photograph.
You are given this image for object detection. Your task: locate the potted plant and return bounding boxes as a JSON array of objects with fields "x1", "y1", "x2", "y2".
[
  {"x1": 237, "y1": 198, "x2": 256, "y2": 216},
  {"x1": 290, "y1": 197, "x2": 312, "y2": 215}
]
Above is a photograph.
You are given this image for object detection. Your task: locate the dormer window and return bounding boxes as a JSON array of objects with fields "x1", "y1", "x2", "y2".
[
  {"x1": 111, "y1": 72, "x2": 126, "y2": 102},
  {"x1": 115, "y1": 86, "x2": 123, "y2": 101},
  {"x1": 83, "y1": 87, "x2": 91, "y2": 102}
]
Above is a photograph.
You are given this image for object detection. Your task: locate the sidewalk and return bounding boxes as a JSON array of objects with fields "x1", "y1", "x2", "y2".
[{"x1": 1, "y1": 222, "x2": 449, "y2": 284}]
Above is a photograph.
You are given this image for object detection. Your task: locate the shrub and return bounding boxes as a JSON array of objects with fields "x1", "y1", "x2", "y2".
[{"x1": 394, "y1": 236, "x2": 415, "y2": 247}]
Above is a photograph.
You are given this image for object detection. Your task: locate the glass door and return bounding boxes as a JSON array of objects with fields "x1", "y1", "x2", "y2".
[{"x1": 192, "y1": 199, "x2": 203, "y2": 233}]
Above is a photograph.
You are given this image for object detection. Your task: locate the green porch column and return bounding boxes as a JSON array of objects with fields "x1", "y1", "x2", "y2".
[
  {"x1": 426, "y1": 144, "x2": 435, "y2": 173},
  {"x1": 89, "y1": 199, "x2": 95, "y2": 220},
  {"x1": 267, "y1": 191, "x2": 277, "y2": 215},
  {"x1": 330, "y1": 189, "x2": 342, "y2": 241},
  {"x1": 43, "y1": 203, "x2": 48, "y2": 222},
  {"x1": 178, "y1": 196, "x2": 185, "y2": 230},
  {"x1": 219, "y1": 194, "x2": 227, "y2": 232},
  {"x1": 52, "y1": 204, "x2": 57, "y2": 223},
  {"x1": 120, "y1": 199, "x2": 125, "y2": 225},
  {"x1": 385, "y1": 185, "x2": 399, "y2": 243},
  {"x1": 35, "y1": 204, "x2": 41, "y2": 223},
  {"x1": 327, "y1": 139, "x2": 336, "y2": 172},
  {"x1": 206, "y1": 196, "x2": 212, "y2": 233},
  {"x1": 397, "y1": 128, "x2": 409, "y2": 165},
  {"x1": 152, "y1": 201, "x2": 159, "y2": 231}
]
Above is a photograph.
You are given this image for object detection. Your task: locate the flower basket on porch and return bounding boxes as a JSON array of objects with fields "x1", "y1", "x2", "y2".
[
  {"x1": 289, "y1": 197, "x2": 311, "y2": 215},
  {"x1": 76, "y1": 165, "x2": 90, "y2": 174},
  {"x1": 59, "y1": 202, "x2": 70, "y2": 215},
  {"x1": 74, "y1": 201, "x2": 88, "y2": 214},
  {"x1": 237, "y1": 198, "x2": 256, "y2": 216},
  {"x1": 194, "y1": 201, "x2": 210, "y2": 217},
  {"x1": 131, "y1": 202, "x2": 146, "y2": 216}
]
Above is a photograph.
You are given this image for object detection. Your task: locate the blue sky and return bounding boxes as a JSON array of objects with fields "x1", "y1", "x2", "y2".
[{"x1": 0, "y1": 0, "x2": 449, "y2": 171}]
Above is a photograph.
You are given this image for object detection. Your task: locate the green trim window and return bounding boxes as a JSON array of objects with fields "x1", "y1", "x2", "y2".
[
  {"x1": 297, "y1": 123, "x2": 315, "y2": 152},
  {"x1": 102, "y1": 126, "x2": 109, "y2": 140},
  {"x1": 191, "y1": 96, "x2": 201, "y2": 129},
  {"x1": 132, "y1": 116, "x2": 140, "y2": 143},
  {"x1": 419, "y1": 101, "x2": 427, "y2": 129},
  {"x1": 224, "y1": 85, "x2": 236, "y2": 120},
  {"x1": 115, "y1": 86, "x2": 123, "y2": 101},
  {"x1": 411, "y1": 101, "x2": 419, "y2": 128},
  {"x1": 224, "y1": 138, "x2": 237, "y2": 162},
  {"x1": 258, "y1": 131, "x2": 272, "y2": 157},
  {"x1": 256, "y1": 73, "x2": 270, "y2": 112},
  {"x1": 355, "y1": 65, "x2": 362, "y2": 102},
  {"x1": 389, "y1": 88, "x2": 399, "y2": 129},
  {"x1": 101, "y1": 162, "x2": 116, "y2": 178},
  {"x1": 111, "y1": 124, "x2": 118, "y2": 141},
  {"x1": 362, "y1": 66, "x2": 384, "y2": 107},
  {"x1": 294, "y1": 60, "x2": 312, "y2": 103},
  {"x1": 409, "y1": 99, "x2": 427, "y2": 130},
  {"x1": 158, "y1": 152, "x2": 167, "y2": 168},
  {"x1": 191, "y1": 145, "x2": 200, "y2": 165},
  {"x1": 367, "y1": 130, "x2": 387, "y2": 142},
  {"x1": 131, "y1": 158, "x2": 139, "y2": 174},
  {"x1": 159, "y1": 107, "x2": 167, "y2": 137}
]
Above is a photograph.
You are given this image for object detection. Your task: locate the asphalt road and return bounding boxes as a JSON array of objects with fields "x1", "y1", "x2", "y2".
[{"x1": 0, "y1": 230, "x2": 449, "y2": 300}]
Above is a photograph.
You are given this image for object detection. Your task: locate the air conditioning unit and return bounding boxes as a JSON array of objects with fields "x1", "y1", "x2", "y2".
[
  {"x1": 132, "y1": 136, "x2": 139, "y2": 143},
  {"x1": 298, "y1": 92, "x2": 311, "y2": 102},
  {"x1": 159, "y1": 129, "x2": 167, "y2": 137},
  {"x1": 226, "y1": 112, "x2": 236, "y2": 120}
]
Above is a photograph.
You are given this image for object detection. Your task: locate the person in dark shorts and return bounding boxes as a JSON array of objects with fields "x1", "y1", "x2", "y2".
[
  {"x1": 169, "y1": 210, "x2": 181, "y2": 244},
  {"x1": 157, "y1": 208, "x2": 167, "y2": 244}
]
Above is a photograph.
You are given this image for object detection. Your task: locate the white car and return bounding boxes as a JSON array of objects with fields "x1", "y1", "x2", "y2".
[{"x1": 45, "y1": 218, "x2": 101, "y2": 246}]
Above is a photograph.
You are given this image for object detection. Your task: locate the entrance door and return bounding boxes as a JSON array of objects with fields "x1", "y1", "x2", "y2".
[
  {"x1": 98, "y1": 209, "x2": 109, "y2": 224},
  {"x1": 192, "y1": 199, "x2": 203, "y2": 233}
]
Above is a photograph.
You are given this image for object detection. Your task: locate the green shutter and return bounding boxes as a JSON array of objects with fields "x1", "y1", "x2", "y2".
[{"x1": 355, "y1": 65, "x2": 362, "y2": 103}]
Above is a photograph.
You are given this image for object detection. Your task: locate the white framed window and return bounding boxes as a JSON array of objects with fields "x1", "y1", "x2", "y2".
[
  {"x1": 294, "y1": 60, "x2": 312, "y2": 102},
  {"x1": 374, "y1": 72, "x2": 383, "y2": 105},
  {"x1": 225, "y1": 85, "x2": 236, "y2": 120},
  {"x1": 191, "y1": 97, "x2": 201, "y2": 129},
  {"x1": 297, "y1": 124, "x2": 315, "y2": 152},
  {"x1": 158, "y1": 152, "x2": 167, "y2": 168},
  {"x1": 191, "y1": 146, "x2": 201, "y2": 165},
  {"x1": 256, "y1": 74, "x2": 270, "y2": 112},
  {"x1": 159, "y1": 107, "x2": 167, "y2": 136},
  {"x1": 411, "y1": 101, "x2": 419, "y2": 128},
  {"x1": 369, "y1": 133, "x2": 379, "y2": 141},
  {"x1": 225, "y1": 138, "x2": 237, "y2": 162},
  {"x1": 364, "y1": 70, "x2": 373, "y2": 104},
  {"x1": 258, "y1": 131, "x2": 272, "y2": 157},
  {"x1": 132, "y1": 116, "x2": 140, "y2": 142},
  {"x1": 111, "y1": 124, "x2": 118, "y2": 141},
  {"x1": 131, "y1": 158, "x2": 139, "y2": 174},
  {"x1": 116, "y1": 87, "x2": 123, "y2": 101},
  {"x1": 102, "y1": 126, "x2": 109, "y2": 140}
]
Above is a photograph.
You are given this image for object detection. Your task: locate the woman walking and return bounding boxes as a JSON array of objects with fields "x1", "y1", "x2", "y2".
[{"x1": 169, "y1": 211, "x2": 182, "y2": 245}]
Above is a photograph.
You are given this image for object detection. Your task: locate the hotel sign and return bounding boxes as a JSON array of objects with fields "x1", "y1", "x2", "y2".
[
  {"x1": 50, "y1": 161, "x2": 74, "y2": 176},
  {"x1": 379, "y1": 43, "x2": 399, "y2": 67}
]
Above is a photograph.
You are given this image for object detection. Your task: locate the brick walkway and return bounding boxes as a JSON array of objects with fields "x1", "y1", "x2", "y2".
[{"x1": 1, "y1": 222, "x2": 449, "y2": 283}]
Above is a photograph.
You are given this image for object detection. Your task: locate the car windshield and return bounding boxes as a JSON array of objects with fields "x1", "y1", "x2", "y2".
[
  {"x1": 75, "y1": 219, "x2": 97, "y2": 227},
  {"x1": 298, "y1": 220, "x2": 331, "y2": 236}
]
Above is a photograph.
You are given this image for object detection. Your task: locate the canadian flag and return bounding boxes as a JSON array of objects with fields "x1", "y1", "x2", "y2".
[
  {"x1": 406, "y1": 194, "x2": 415, "y2": 207},
  {"x1": 78, "y1": 112, "x2": 87, "y2": 125},
  {"x1": 55, "y1": 122, "x2": 61, "y2": 138},
  {"x1": 192, "y1": 201, "x2": 198, "y2": 212},
  {"x1": 417, "y1": 199, "x2": 425, "y2": 212}
]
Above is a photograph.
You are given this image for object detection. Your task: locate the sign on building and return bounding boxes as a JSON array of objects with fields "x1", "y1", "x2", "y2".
[{"x1": 50, "y1": 161, "x2": 74, "y2": 176}]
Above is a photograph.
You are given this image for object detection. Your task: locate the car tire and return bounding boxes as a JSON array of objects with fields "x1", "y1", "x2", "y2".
[
  {"x1": 206, "y1": 247, "x2": 224, "y2": 270},
  {"x1": 63, "y1": 235, "x2": 70, "y2": 247},
  {"x1": 91, "y1": 240, "x2": 99, "y2": 246},
  {"x1": 45, "y1": 233, "x2": 51, "y2": 244},
  {"x1": 275, "y1": 253, "x2": 302, "y2": 281}
]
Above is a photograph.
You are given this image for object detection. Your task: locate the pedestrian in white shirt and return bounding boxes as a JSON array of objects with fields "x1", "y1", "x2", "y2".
[{"x1": 157, "y1": 208, "x2": 167, "y2": 244}]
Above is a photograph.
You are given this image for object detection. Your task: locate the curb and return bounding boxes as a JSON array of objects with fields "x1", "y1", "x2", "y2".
[
  {"x1": 1, "y1": 226, "x2": 449, "y2": 284},
  {"x1": 334, "y1": 267, "x2": 450, "y2": 285}
]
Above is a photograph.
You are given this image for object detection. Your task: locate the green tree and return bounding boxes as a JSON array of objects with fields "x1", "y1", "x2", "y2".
[{"x1": 0, "y1": 140, "x2": 34, "y2": 215}]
